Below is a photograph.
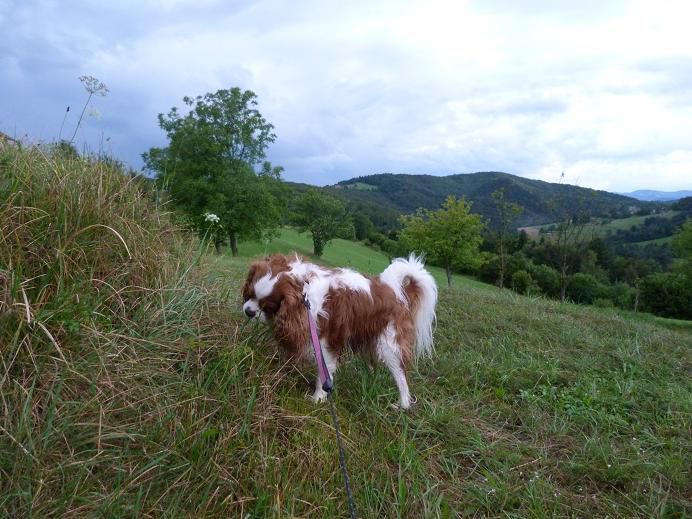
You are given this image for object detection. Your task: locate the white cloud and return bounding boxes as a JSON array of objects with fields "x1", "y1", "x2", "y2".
[{"x1": 1, "y1": 0, "x2": 691, "y2": 191}]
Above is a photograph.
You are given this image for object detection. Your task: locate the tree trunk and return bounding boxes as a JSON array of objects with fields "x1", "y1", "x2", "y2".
[
  {"x1": 498, "y1": 236, "x2": 506, "y2": 288},
  {"x1": 214, "y1": 240, "x2": 222, "y2": 256},
  {"x1": 560, "y1": 267, "x2": 568, "y2": 302},
  {"x1": 229, "y1": 231, "x2": 238, "y2": 257},
  {"x1": 313, "y1": 235, "x2": 324, "y2": 257},
  {"x1": 445, "y1": 265, "x2": 452, "y2": 288},
  {"x1": 634, "y1": 287, "x2": 640, "y2": 312}
]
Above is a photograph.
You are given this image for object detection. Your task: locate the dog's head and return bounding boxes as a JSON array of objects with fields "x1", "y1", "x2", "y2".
[
  {"x1": 241, "y1": 254, "x2": 309, "y2": 356},
  {"x1": 241, "y1": 254, "x2": 291, "y2": 319}
]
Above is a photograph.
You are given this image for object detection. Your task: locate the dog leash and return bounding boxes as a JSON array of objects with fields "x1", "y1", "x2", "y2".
[{"x1": 302, "y1": 292, "x2": 357, "y2": 519}]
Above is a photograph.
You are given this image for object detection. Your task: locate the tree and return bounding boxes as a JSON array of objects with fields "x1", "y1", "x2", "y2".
[
  {"x1": 143, "y1": 88, "x2": 283, "y2": 256},
  {"x1": 672, "y1": 218, "x2": 692, "y2": 278},
  {"x1": 491, "y1": 188, "x2": 523, "y2": 288},
  {"x1": 640, "y1": 272, "x2": 692, "y2": 320},
  {"x1": 292, "y1": 189, "x2": 354, "y2": 257},
  {"x1": 399, "y1": 196, "x2": 485, "y2": 287},
  {"x1": 353, "y1": 213, "x2": 375, "y2": 241},
  {"x1": 611, "y1": 256, "x2": 658, "y2": 311},
  {"x1": 672, "y1": 196, "x2": 692, "y2": 212},
  {"x1": 511, "y1": 270, "x2": 537, "y2": 296},
  {"x1": 549, "y1": 173, "x2": 592, "y2": 301}
]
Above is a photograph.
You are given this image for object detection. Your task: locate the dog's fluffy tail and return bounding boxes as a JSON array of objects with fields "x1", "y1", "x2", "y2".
[{"x1": 380, "y1": 254, "x2": 438, "y2": 359}]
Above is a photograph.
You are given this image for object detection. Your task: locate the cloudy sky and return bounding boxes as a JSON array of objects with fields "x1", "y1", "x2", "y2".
[{"x1": 2, "y1": 0, "x2": 691, "y2": 192}]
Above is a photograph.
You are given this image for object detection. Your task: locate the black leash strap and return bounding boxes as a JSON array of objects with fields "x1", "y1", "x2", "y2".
[
  {"x1": 302, "y1": 285, "x2": 356, "y2": 518},
  {"x1": 327, "y1": 392, "x2": 356, "y2": 519}
]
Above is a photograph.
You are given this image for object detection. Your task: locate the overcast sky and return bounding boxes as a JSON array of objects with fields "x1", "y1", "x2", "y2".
[{"x1": 2, "y1": 0, "x2": 691, "y2": 192}]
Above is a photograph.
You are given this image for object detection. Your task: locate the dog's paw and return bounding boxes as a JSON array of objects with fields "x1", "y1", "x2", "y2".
[
  {"x1": 310, "y1": 390, "x2": 328, "y2": 403},
  {"x1": 391, "y1": 395, "x2": 416, "y2": 411}
]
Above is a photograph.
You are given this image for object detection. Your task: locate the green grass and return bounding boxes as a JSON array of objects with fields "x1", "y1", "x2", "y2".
[
  {"x1": 2, "y1": 146, "x2": 690, "y2": 517},
  {"x1": 524, "y1": 211, "x2": 680, "y2": 242},
  {"x1": 339, "y1": 182, "x2": 378, "y2": 191},
  {"x1": 634, "y1": 236, "x2": 674, "y2": 246},
  {"x1": 210, "y1": 254, "x2": 692, "y2": 517}
]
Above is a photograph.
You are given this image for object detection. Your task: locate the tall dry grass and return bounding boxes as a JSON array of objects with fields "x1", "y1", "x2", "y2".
[{"x1": 0, "y1": 144, "x2": 258, "y2": 516}]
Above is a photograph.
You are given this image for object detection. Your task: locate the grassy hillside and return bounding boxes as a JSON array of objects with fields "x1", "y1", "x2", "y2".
[
  {"x1": 522, "y1": 211, "x2": 681, "y2": 244},
  {"x1": 236, "y1": 227, "x2": 489, "y2": 289},
  {"x1": 329, "y1": 172, "x2": 647, "y2": 228},
  {"x1": 1, "y1": 147, "x2": 690, "y2": 517},
  {"x1": 210, "y1": 252, "x2": 692, "y2": 517}
]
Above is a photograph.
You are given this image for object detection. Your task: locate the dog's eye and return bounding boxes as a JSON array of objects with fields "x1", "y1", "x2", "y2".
[{"x1": 261, "y1": 301, "x2": 278, "y2": 314}]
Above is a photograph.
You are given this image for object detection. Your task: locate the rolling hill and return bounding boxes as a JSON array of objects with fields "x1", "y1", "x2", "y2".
[
  {"x1": 622, "y1": 189, "x2": 692, "y2": 201},
  {"x1": 325, "y1": 172, "x2": 647, "y2": 228}
]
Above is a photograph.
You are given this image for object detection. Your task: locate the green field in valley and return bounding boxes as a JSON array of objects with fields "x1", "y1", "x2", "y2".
[{"x1": 522, "y1": 210, "x2": 680, "y2": 242}]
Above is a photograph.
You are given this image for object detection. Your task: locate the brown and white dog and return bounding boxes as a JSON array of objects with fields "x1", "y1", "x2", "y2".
[{"x1": 241, "y1": 253, "x2": 437, "y2": 409}]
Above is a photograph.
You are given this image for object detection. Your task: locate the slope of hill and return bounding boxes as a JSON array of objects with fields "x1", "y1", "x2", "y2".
[
  {"x1": 622, "y1": 189, "x2": 692, "y2": 201},
  {"x1": 328, "y1": 172, "x2": 646, "y2": 227},
  {"x1": 2, "y1": 143, "x2": 689, "y2": 517}
]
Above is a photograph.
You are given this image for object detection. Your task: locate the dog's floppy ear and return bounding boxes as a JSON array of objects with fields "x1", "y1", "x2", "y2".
[
  {"x1": 242, "y1": 261, "x2": 262, "y2": 301},
  {"x1": 273, "y1": 276, "x2": 309, "y2": 359}
]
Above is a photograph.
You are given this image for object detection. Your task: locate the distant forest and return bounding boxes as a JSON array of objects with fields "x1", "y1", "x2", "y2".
[{"x1": 306, "y1": 171, "x2": 656, "y2": 230}]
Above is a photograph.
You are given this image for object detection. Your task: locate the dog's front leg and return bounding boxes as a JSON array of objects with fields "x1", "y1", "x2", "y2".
[{"x1": 311, "y1": 342, "x2": 337, "y2": 403}]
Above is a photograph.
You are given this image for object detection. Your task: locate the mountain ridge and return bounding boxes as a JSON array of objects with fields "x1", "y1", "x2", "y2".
[
  {"x1": 316, "y1": 171, "x2": 648, "y2": 228},
  {"x1": 621, "y1": 189, "x2": 692, "y2": 202}
]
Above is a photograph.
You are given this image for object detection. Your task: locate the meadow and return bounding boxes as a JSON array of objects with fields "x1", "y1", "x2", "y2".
[
  {"x1": 521, "y1": 211, "x2": 680, "y2": 244},
  {"x1": 1, "y1": 147, "x2": 690, "y2": 517},
  {"x1": 233, "y1": 227, "x2": 490, "y2": 290}
]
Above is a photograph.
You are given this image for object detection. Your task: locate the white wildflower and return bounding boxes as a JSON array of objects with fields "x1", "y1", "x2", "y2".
[{"x1": 204, "y1": 212, "x2": 220, "y2": 224}]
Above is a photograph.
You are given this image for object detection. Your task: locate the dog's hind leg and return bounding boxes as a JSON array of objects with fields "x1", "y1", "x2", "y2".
[{"x1": 376, "y1": 323, "x2": 412, "y2": 410}]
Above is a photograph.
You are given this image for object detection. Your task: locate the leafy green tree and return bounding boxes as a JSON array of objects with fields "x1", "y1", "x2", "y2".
[
  {"x1": 491, "y1": 188, "x2": 523, "y2": 288},
  {"x1": 143, "y1": 88, "x2": 283, "y2": 256},
  {"x1": 640, "y1": 272, "x2": 692, "y2": 319},
  {"x1": 672, "y1": 196, "x2": 692, "y2": 211},
  {"x1": 527, "y1": 263, "x2": 561, "y2": 298},
  {"x1": 566, "y1": 273, "x2": 607, "y2": 304},
  {"x1": 292, "y1": 189, "x2": 354, "y2": 257},
  {"x1": 672, "y1": 218, "x2": 692, "y2": 278},
  {"x1": 549, "y1": 184, "x2": 592, "y2": 301},
  {"x1": 353, "y1": 213, "x2": 375, "y2": 241},
  {"x1": 611, "y1": 256, "x2": 658, "y2": 311},
  {"x1": 400, "y1": 196, "x2": 485, "y2": 287},
  {"x1": 511, "y1": 269, "x2": 537, "y2": 295}
]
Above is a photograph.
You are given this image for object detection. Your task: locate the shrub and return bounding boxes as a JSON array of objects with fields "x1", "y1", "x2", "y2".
[
  {"x1": 608, "y1": 281, "x2": 635, "y2": 310},
  {"x1": 478, "y1": 254, "x2": 502, "y2": 284},
  {"x1": 511, "y1": 269, "x2": 538, "y2": 295},
  {"x1": 593, "y1": 297, "x2": 614, "y2": 308},
  {"x1": 527, "y1": 263, "x2": 561, "y2": 298},
  {"x1": 565, "y1": 273, "x2": 608, "y2": 305},
  {"x1": 478, "y1": 252, "x2": 532, "y2": 287},
  {"x1": 640, "y1": 272, "x2": 692, "y2": 319}
]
